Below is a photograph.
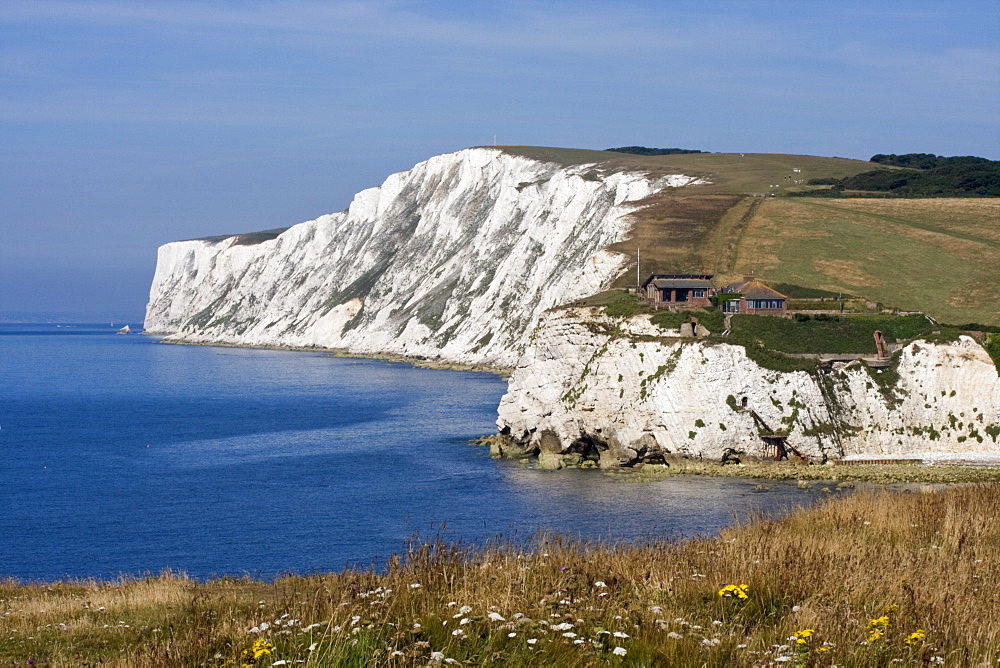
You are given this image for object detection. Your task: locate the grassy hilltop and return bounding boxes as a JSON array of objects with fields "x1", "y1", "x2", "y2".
[{"x1": 501, "y1": 147, "x2": 1000, "y2": 326}]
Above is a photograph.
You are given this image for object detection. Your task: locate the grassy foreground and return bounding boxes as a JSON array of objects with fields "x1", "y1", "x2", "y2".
[{"x1": 3, "y1": 486, "x2": 1000, "y2": 666}]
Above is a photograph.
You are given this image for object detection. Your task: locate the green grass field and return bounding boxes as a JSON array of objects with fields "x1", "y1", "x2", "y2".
[{"x1": 735, "y1": 198, "x2": 1000, "y2": 325}]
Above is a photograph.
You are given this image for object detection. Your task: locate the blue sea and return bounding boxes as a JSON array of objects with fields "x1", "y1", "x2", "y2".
[{"x1": 1, "y1": 323, "x2": 822, "y2": 582}]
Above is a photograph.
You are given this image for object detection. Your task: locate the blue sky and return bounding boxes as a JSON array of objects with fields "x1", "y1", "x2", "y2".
[{"x1": 1, "y1": 0, "x2": 998, "y2": 319}]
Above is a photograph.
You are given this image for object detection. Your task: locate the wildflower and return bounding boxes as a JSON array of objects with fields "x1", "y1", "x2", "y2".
[
  {"x1": 612, "y1": 647, "x2": 627, "y2": 656},
  {"x1": 613, "y1": 631, "x2": 630, "y2": 638},
  {"x1": 815, "y1": 646, "x2": 832, "y2": 654},
  {"x1": 508, "y1": 632, "x2": 517, "y2": 638},
  {"x1": 667, "y1": 632, "x2": 683, "y2": 639},
  {"x1": 718, "y1": 583, "x2": 750, "y2": 599},
  {"x1": 867, "y1": 616, "x2": 890, "y2": 642},
  {"x1": 792, "y1": 629, "x2": 815, "y2": 645},
  {"x1": 904, "y1": 629, "x2": 926, "y2": 645},
  {"x1": 594, "y1": 581, "x2": 607, "y2": 588},
  {"x1": 409, "y1": 583, "x2": 422, "y2": 589},
  {"x1": 459, "y1": 605, "x2": 473, "y2": 615},
  {"x1": 451, "y1": 629, "x2": 464, "y2": 637},
  {"x1": 552, "y1": 623, "x2": 574, "y2": 631},
  {"x1": 307, "y1": 643, "x2": 317, "y2": 652},
  {"x1": 562, "y1": 632, "x2": 578, "y2": 638},
  {"x1": 650, "y1": 605, "x2": 662, "y2": 614},
  {"x1": 487, "y1": 612, "x2": 505, "y2": 622},
  {"x1": 527, "y1": 638, "x2": 537, "y2": 645}
]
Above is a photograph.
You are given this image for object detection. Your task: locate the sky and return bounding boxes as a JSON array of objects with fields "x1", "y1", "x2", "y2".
[{"x1": 1, "y1": 1, "x2": 998, "y2": 320}]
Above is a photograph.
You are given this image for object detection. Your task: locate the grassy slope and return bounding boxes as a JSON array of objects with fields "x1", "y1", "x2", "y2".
[
  {"x1": 736, "y1": 197, "x2": 1000, "y2": 325},
  {"x1": 4, "y1": 484, "x2": 999, "y2": 666},
  {"x1": 502, "y1": 147, "x2": 1000, "y2": 326}
]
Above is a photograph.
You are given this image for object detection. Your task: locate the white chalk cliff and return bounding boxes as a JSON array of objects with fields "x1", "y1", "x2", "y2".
[
  {"x1": 496, "y1": 308, "x2": 1000, "y2": 467},
  {"x1": 144, "y1": 148, "x2": 705, "y2": 366}
]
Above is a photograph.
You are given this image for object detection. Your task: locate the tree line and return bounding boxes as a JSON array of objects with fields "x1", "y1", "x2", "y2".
[{"x1": 800, "y1": 153, "x2": 1000, "y2": 197}]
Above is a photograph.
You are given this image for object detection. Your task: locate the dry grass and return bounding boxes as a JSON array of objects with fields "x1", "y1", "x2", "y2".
[{"x1": 3, "y1": 485, "x2": 1000, "y2": 665}]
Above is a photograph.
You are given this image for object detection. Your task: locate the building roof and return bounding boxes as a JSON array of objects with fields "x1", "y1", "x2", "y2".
[
  {"x1": 650, "y1": 279, "x2": 716, "y2": 290},
  {"x1": 738, "y1": 280, "x2": 788, "y2": 300},
  {"x1": 641, "y1": 273, "x2": 714, "y2": 289}
]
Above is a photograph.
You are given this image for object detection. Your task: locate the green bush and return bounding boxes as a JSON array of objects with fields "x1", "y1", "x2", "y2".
[{"x1": 650, "y1": 308, "x2": 725, "y2": 333}]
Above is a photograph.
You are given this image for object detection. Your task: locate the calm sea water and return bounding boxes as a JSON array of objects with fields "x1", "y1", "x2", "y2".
[{"x1": 1, "y1": 324, "x2": 823, "y2": 582}]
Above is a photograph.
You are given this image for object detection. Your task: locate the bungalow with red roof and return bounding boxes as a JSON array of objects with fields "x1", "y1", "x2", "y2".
[{"x1": 720, "y1": 273, "x2": 788, "y2": 315}]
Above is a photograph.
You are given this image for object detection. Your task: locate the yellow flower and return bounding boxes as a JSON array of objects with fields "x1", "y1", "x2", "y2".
[
  {"x1": 718, "y1": 583, "x2": 750, "y2": 599},
  {"x1": 904, "y1": 629, "x2": 926, "y2": 645},
  {"x1": 792, "y1": 629, "x2": 815, "y2": 645},
  {"x1": 884, "y1": 604, "x2": 899, "y2": 614},
  {"x1": 815, "y1": 645, "x2": 832, "y2": 654},
  {"x1": 866, "y1": 616, "x2": 890, "y2": 642}
]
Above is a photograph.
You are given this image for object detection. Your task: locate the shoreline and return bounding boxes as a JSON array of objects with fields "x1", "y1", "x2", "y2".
[
  {"x1": 149, "y1": 334, "x2": 512, "y2": 376},
  {"x1": 612, "y1": 458, "x2": 1000, "y2": 484}
]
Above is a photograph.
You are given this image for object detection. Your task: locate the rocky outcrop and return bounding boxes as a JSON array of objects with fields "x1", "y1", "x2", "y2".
[
  {"x1": 496, "y1": 308, "x2": 1000, "y2": 468},
  {"x1": 144, "y1": 148, "x2": 706, "y2": 366}
]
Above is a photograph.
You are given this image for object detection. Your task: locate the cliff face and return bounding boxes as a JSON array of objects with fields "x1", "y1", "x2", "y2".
[
  {"x1": 496, "y1": 308, "x2": 1000, "y2": 468},
  {"x1": 144, "y1": 148, "x2": 705, "y2": 366}
]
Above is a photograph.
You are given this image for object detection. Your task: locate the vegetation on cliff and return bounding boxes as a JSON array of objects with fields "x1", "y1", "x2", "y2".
[{"x1": 3, "y1": 485, "x2": 999, "y2": 666}]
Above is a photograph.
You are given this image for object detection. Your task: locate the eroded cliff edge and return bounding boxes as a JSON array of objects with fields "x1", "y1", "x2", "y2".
[
  {"x1": 144, "y1": 148, "x2": 705, "y2": 366},
  {"x1": 496, "y1": 307, "x2": 1000, "y2": 468}
]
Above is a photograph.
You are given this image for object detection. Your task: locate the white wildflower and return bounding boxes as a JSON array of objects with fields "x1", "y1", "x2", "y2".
[
  {"x1": 562, "y1": 632, "x2": 578, "y2": 638},
  {"x1": 552, "y1": 623, "x2": 574, "y2": 631},
  {"x1": 613, "y1": 631, "x2": 629, "y2": 638},
  {"x1": 409, "y1": 583, "x2": 422, "y2": 589},
  {"x1": 650, "y1": 605, "x2": 662, "y2": 614},
  {"x1": 667, "y1": 632, "x2": 683, "y2": 639},
  {"x1": 460, "y1": 618, "x2": 470, "y2": 625},
  {"x1": 459, "y1": 605, "x2": 473, "y2": 615},
  {"x1": 612, "y1": 646, "x2": 627, "y2": 656},
  {"x1": 308, "y1": 643, "x2": 317, "y2": 652},
  {"x1": 487, "y1": 612, "x2": 505, "y2": 622},
  {"x1": 594, "y1": 581, "x2": 607, "y2": 588},
  {"x1": 527, "y1": 638, "x2": 538, "y2": 645},
  {"x1": 508, "y1": 632, "x2": 517, "y2": 637}
]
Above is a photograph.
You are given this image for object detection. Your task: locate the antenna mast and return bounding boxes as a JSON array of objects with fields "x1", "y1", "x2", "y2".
[{"x1": 637, "y1": 246, "x2": 640, "y2": 290}]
